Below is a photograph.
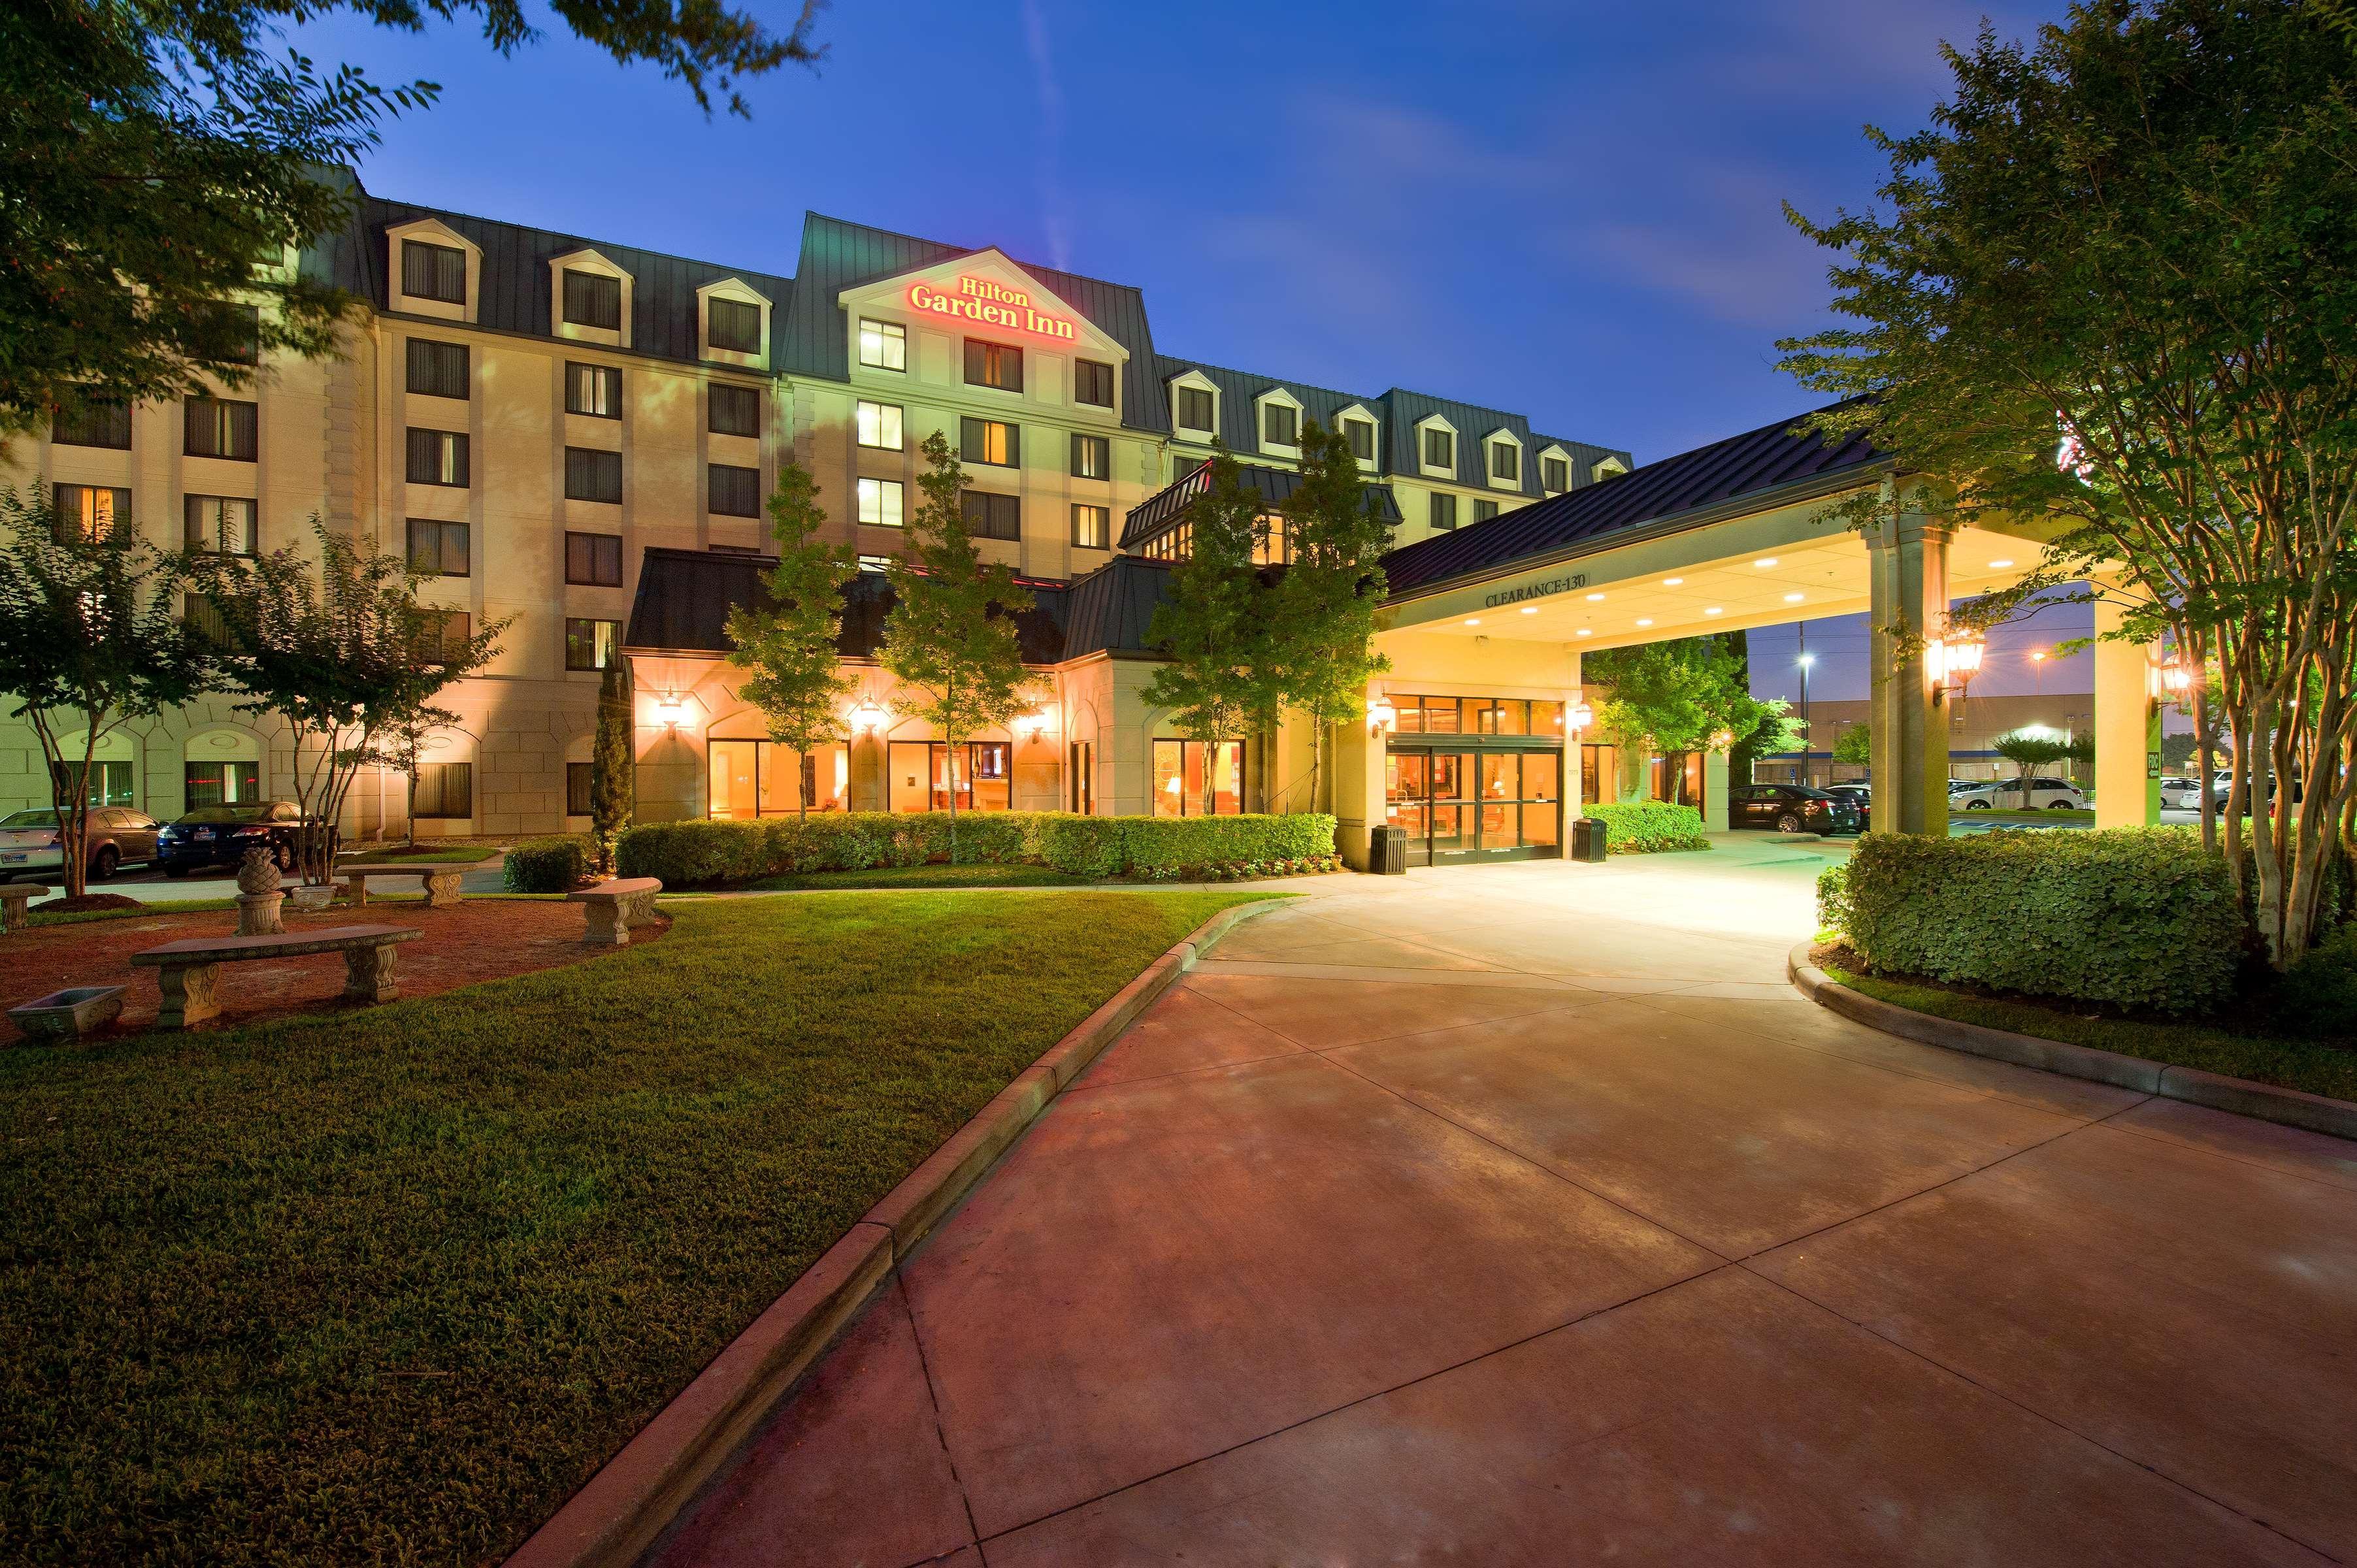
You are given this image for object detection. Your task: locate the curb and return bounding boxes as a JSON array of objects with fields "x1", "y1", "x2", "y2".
[
  {"x1": 505, "y1": 894, "x2": 1293, "y2": 1568},
  {"x1": 1787, "y1": 942, "x2": 2357, "y2": 1143}
]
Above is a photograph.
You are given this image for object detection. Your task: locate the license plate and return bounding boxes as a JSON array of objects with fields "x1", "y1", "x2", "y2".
[
  {"x1": 0, "y1": 853, "x2": 22, "y2": 864},
  {"x1": 194, "y1": 828, "x2": 214, "y2": 840}
]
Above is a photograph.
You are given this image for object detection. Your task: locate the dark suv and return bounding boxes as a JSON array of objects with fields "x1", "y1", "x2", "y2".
[
  {"x1": 1728, "y1": 783, "x2": 1863, "y2": 835},
  {"x1": 156, "y1": 800, "x2": 310, "y2": 876}
]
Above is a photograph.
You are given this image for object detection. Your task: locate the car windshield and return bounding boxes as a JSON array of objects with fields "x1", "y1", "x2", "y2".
[
  {"x1": 0, "y1": 808, "x2": 61, "y2": 828},
  {"x1": 174, "y1": 806, "x2": 271, "y2": 826},
  {"x1": 1790, "y1": 787, "x2": 1834, "y2": 800}
]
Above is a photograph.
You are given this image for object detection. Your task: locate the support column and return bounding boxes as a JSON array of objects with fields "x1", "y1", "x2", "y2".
[
  {"x1": 1703, "y1": 750, "x2": 1730, "y2": 832},
  {"x1": 1564, "y1": 655, "x2": 1584, "y2": 819},
  {"x1": 2092, "y1": 596, "x2": 2162, "y2": 828},
  {"x1": 1866, "y1": 505, "x2": 1954, "y2": 835},
  {"x1": 1331, "y1": 703, "x2": 1388, "y2": 872}
]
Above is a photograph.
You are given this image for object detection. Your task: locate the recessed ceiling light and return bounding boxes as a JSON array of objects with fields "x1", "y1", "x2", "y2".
[
  {"x1": 1635, "y1": 617, "x2": 1654, "y2": 627},
  {"x1": 1662, "y1": 577, "x2": 1684, "y2": 587},
  {"x1": 1704, "y1": 606, "x2": 1724, "y2": 616},
  {"x1": 1575, "y1": 628, "x2": 1592, "y2": 638},
  {"x1": 1463, "y1": 617, "x2": 1481, "y2": 626},
  {"x1": 1783, "y1": 592, "x2": 1805, "y2": 603},
  {"x1": 1519, "y1": 605, "x2": 1539, "y2": 615},
  {"x1": 1989, "y1": 558, "x2": 2015, "y2": 568},
  {"x1": 1585, "y1": 591, "x2": 1606, "y2": 602},
  {"x1": 1755, "y1": 557, "x2": 1779, "y2": 568}
]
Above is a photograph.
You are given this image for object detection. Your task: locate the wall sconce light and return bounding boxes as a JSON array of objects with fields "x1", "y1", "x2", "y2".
[
  {"x1": 2148, "y1": 651, "x2": 2198, "y2": 703},
  {"x1": 1926, "y1": 627, "x2": 1984, "y2": 705},
  {"x1": 1019, "y1": 710, "x2": 1055, "y2": 743},
  {"x1": 1367, "y1": 696, "x2": 1398, "y2": 736},
  {"x1": 655, "y1": 693, "x2": 685, "y2": 725},
  {"x1": 1568, "y1": 702, "x2": 1594, "y2": 732},
  {"x1": 847, "y1": 698, "x2": 888, "y2": 735}
]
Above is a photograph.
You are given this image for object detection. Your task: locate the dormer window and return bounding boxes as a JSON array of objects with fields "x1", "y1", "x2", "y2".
[
  {"x1": 1178, "y1": 387, "x2": 1214, "y2": 433},
  {"x1": 1542, "y1": 454, "x2": 1569, "y2": 493},
  {"x1": 1345, "y1": 417, "x2": 1376, "y2": 463},
  {"x1": 1423, "y1": 427, "x2": 1454, "y2": 470},
  {"x1": 563, "y1": 270, "x2": 622, "y2": 331},
  {"x1": 1488, "y1": 439, "x2": 1520, "y2": 487},
  {"x1": 402, "y1": 241, "x2": 467, "y2": 305},
  {"x1": 1593, "y1": 455, "x2": 1630, "y2": 482},
  {"x1": 1262, "y1": 402, "x2": 1297, "y2": 447},
  {"x1": 708, "y1": 299, "x2": 762, "y2": 354}
]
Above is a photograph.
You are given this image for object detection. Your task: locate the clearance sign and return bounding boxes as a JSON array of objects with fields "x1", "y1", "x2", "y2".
[{"x1": 907, "y1": 275, "x2": 1079, "y2": 342}]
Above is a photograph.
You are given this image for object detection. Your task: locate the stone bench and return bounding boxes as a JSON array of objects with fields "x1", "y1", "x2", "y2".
[
  {"x1": 129, "y1": 924, "x2": 421, "y2": 1028},
  {"x1": 0, "y1": 884, "x2": 50, "y2": 932},
  {"x1": 338, "y1": 862, "x2": 482, "y2": 909},
  {"x1": 567, "y1": 877, "x2": 663, "y2": 947}
]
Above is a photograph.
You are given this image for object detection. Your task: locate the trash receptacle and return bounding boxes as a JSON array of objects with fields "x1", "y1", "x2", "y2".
[
  {"x1": 1369, "y1": 825, "x2": 1409, "y2": 875},
  {"x1": 1570, "y1": 817, "x2": 1608, "y2": 863}
]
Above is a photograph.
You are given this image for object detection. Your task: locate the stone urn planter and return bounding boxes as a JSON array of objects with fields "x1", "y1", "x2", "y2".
[
  {"x1": 8, "y1": 985, "x2": 125, "y2": 1041},
  {"x1": 235, "y1": 847, "x2": 286, "y2": 936}
]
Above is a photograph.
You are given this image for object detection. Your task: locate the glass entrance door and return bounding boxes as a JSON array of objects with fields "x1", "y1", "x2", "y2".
[{"x1": 1386, "y1": 745, "x2": 1562, "y2": 864}]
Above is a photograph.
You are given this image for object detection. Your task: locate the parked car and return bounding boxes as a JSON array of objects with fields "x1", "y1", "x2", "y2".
[
  {"x1": 1953, "y1": 777, "x2": 2088, "y2": 811},
  {"x1": 156, "y1": 800, "x2": 310, "y2": 877},
  {"x1": 1822, "y1": 783, "x2": 1873, "y2": 811},
  {"x1": 2158, "y1": 776, "x2": 2212, "y2": 809},
  {"x1": 1728, "y1": 783, "x2": 1863, "y2": 834},
  {"x1": 0, "y1": 806, "x2": 163, "y2": 881}
]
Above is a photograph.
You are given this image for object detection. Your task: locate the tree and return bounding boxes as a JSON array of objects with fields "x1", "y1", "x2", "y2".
[
  {"x1": 590, "y1": 661, "x2": 635, "y2": 872},
  {"x1": 1585, "y1": 636, "x2": 1801, "y2": 800},
  {"x1": 0, "y1": 0, "x2": 823, "y2": 435},
  {"x1": 0, "y1": 489, "x2": 217, "y2": 897},
  {"x1": 1990, "y1": 728, "x2": 2072, "y2": 809},
  {"x1": 1776, "y1": 0, "x2": 2357, "y2": 966},
  {"x1": 1833, "y1": 721, "x2": 1874, "y2": 770},
  {"x1": 723, "y1": 459, "x2": 857, "y2": 821},
  {"x1": 1272, "y1": 420, "x2": 1393, "y2": 809},
  {"x1": 195, "y1": 520, "x2": 505, "y2": 883},
  {"x1": 881, "y1": 432, "x2": 1037, "y2": 856},
  {"x1": 1143, "y1": 442, "x2": 1283, "y2": 779}
]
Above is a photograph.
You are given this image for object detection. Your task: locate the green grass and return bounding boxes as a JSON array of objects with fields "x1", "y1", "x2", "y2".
[
  {"x1": 739, "y1": 861, "x2": 1093, "y2": 892},
  {"x1": 1821, "y1": 957, "x2": 2357, "y2": 1103},
  {"x1": 338, "y1": 846, "x2": 501, "y2": 865},
  {"x1": 0, "y1": 888, "x2": 1269, "y2": 1566}
]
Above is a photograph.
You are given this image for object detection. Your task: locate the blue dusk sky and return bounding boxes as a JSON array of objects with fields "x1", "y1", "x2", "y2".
[{"x1": 293, "y1": 0, "x2": 2083, "y2": 698}]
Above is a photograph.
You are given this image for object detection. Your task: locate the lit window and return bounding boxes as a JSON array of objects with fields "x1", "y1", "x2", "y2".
[
  {"x1": 960, "y1": 417, "x2": 1019, "y2": 468},
  {"x1": 857, "y1": 478, "x2": 904, "y2": 528},
  {"x1": 405, "y1": 428, "x2": 469, "y2": 487},
  {"x1": 1152, "y1": 739, "x2": 1245, "y2": 816},
  {"x1": 567, "y1": 363, "x2": 621, "y2": 418},
  {"x1": 1070, "y1": 433, "x2": 1109, "y2": 479},
  {"x1": 1072, "y1": 503, "x2": 1110, "y2": 549},
  {"x1": 856, "y1": 400, "x2": 904, "y2": 450},
  {"x1": 858, "y1": 318, "x2": 906, "y2": 370},
  {"x1": 184, "y1": 495, "x2": 256, "y2": 557},
  {"x1": 565, "y1": 617, "x2": 623, "y2": 671}
]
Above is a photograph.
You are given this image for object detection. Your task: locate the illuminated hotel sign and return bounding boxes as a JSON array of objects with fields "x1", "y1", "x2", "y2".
[
  {"x1": 1483, "y1": 572, "x2": 1587, "y2": 609},
  {"x1": 907, "y1": 275, "x2": 1079, "y2": 341}
]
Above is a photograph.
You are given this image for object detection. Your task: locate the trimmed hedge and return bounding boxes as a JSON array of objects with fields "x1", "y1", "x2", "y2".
[
  {"x1": 503, "y1": 836, "x2": 594, "y2": 893},
  {"x1": 615, "y1": 811, "x2": 1339, "y2": 889},
  {"x1": 1818, "y1": 826, "x2": 2245, "y2": 1015},
  {"x1": 1583, "y1": 801, "x2": 1710, "y2": 853}
]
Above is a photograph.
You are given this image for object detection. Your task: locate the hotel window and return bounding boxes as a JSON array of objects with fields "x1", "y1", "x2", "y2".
[
  {"x1": 401, "y1": 240, "x2": 467, "y2": 304},
  {"x1": 1543, "y1": 455, "x2": 1569, "y2": 493},
  {"x1": 567, "y1": 762, "x2": 594, "y2": 817},
  {"x1": 222, "y1": 304, "x2": 261, "y2": 366},
  {"x1": 961, "y1": 490, "x2": 1020, "y2": 541},
  {"x1": 857, "y1": 317, "x2": 906, "y2": 371},
  {"x1": 52, "y1": 484, "x2": 128, "y2": 542},
  {"x1": 857, "y1": 477, "x2": 904, "y2": 529},
  {"x1": 186, "y1": 759, "x2": 261, "y2": 809},
  {"x1": 888, "y1": 741, "x2": 1013, "y2": 813},
  {"x1": 567, "y1": 363, "x2": 621, "y2": 418},
  {"x1": 185, "y1": 495, "x2": 257, "y2": 557},
  {"x1": 566, "y1": 446, "x2": 623, "y2": 504},
  {"x1": 1423, "y1": 427, "x2": 1455, "y2": 470},
  {"x1": 565, "y1": 617, "x2": 622, "y2": 671},
  {"x1": 1262, "y1": 402, "x2": 1298, "y2": 447},
  {"x1": 406, "y1": 338, "x2": 470, "y2": 399},
  {"x1": 1344, "y1": 417, "x2": 1376, "y2": 463},
  {"x1": 1070, "y1": 433, "x2": 1108, "y2": 479},
  {"x1": 856, "y1": 400, "x2": 904, "y2": 450},
  {"x1": 857, "y1": 553, "x2": 893, "y2": 573},
  {"x1": 1474, "y1": 499, "x2": 1500, "y2": 523},
  {"x1": 1489, "y1": 442, "x2": 1519, "y2": 485},
  {"x1": 707, "y1": 297, "x2": 762, "y2": 354},
  {"x1": 405, "y1": 516, "x2": 469, "y2": 577},
  {"x1": 1430, "y1": 492, "x2": 1458, "y2": 531},
  {"x1": 709, "y1": 463, "x2": 762, "y2": 517},
  {"x1": 1152, "y1": 739, "x2": 1245, "y2": 817},
  {"x1": 565, "y1": 531, "x2": 623, "y2": 586},
  {"x1": 418, "y1": 608, "x2": 471, "y2": 664},
  {"x1": 561, "y1": 269, "x2": 622, "y2": 330},
  {"x1": 1177, "y1": 386, "x2": 1215, "y2": 433},
  {"x1": 709, "y1": 739, "x2": 853, "y2": 819},
  {"x1": 52, "y1": 400, "x2": 130, "y2": 449},
  {"x1": 406, "y1": 428, "x2": 469, "y2": 487},
  {"x1": 185, "y1": 398, "x2": 257, "y2": 461},
  {"x1": 709, "y1": 384, "x2": 761, "y2": 437},
  {"x1": 1075, "y1": 358, "x2": 1115, "y2": 408},
  {"x1": 961, "y1": 416, "x2": 1019, "y2": 468},
  {"x1": 964, "y1": 339, "x2": 1024, "y2": 392},
  {"x1": 1072, "y1": 503, "x2": 1110, "y2": 549},
  {"x1": 412, "y1": 760, "x2": 472, "y2": 819}
]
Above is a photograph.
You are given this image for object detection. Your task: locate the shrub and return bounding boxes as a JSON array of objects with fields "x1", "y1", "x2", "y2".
[
  {"x1": 1036, "y1": 814, "x2": 1125, "y2": 878},
  {"x1": 1121, "y1": 813, "x2": 1336, "y2": 877},
  {"x1": 1583, "y1": 801, "x2": 1709, "y2": 853},
  {"x1": 503, "y1": 836, "x2": 593, "y2": 892},
  {"x1": 1821, "y1": 826, "x2": 2245, "y2": 1015},
  {"x1": 615, "y1": 819, "x2": 771, "y2": 887},
  {"x1": 2270, "y1": 924, "x2": 2357, "y2": 1042}
]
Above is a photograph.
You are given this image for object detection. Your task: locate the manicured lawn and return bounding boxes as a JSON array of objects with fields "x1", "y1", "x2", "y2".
[
  {"x1": 740, "y1": 861, "x2": 1093, "y2": 891},
  {"x1": 1820, "y1": 955, "x2": 2357, "y2": 1103},
  {"x1": 0, "y1": 888, "x2": 1267, "y2": 1567},
  {"x1": 339, "y1": 845, "x2": 503, "y2": 864}
]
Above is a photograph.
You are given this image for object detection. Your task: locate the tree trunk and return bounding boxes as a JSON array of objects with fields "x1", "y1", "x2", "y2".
[
  {"x1": 945, "y1": 740, "x2": 960, "y2": 861},
  {"x1": 2194, "y1": 678, "x2": 2217, "y2": 855}
]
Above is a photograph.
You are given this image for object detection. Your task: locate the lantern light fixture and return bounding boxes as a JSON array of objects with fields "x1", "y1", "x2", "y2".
[
  {"x1": 1367, "y1": 696, "x2": 1398, "y2": 736},
  {"x1": 655, "y1": 693, "x2": 685, "y2": 725},
  {"x1": 848, "y1": 698, "x2": 889, "y2": 735},
  {"x1": 1926, "y1": 626, "x2": 1985, "y2": 705},
  {"x1": 1568, "y1": 701, "x2": 1594, "y2": 731}
]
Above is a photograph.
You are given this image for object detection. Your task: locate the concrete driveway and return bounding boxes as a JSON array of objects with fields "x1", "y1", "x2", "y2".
[{"x1": 655, "y1": 840, "x2": 2357, "y2": 1567}]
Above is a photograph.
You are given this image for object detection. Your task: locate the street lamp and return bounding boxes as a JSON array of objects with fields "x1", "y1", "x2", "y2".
[{"x1": 1797, "y1": 648, "x2": 1815, "y2": 785}]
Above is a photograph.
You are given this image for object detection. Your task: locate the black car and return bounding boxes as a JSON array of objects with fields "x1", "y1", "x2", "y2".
[
  {"x1": 156, "y1": 800, "x2": 310, "y2": 876},
  {"x1": 1821, "y1": 783, "x2": 1873, "y2": 813},
  {"x1": 1728, "y1": 783, "x2": 1863, "y2": 835}
]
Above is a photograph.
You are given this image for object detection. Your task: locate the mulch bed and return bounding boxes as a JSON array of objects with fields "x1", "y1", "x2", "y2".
[{"x1": 0, "y1": 897, "x2": 666, "y2": 1041}]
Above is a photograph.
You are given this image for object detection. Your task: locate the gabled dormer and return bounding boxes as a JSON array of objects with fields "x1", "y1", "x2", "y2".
[
  {"x1": 386, "y1": 218, "x2": 480, "y2": 325},
  {"x1": 1334, "y1": 402, "x2": 1381, "y2": 474},
  {"x1": 1254, "y1": 385, "x2": 1304, "y2": 460},
  {"x1": 698, "y1": 278, "x2": 773, "y2": 370},
  {"x1": 550, "y1": 248, "x2": 633, "y2": 348},
  {"x1": 1537, "y1": 444, "x2": 1574, "y2": 495},
  {"x1": 1483, "y1": 428, "x2": 1525, "y2": 491},
  {"x1": 1167, "y1": 367, "x2": 1220, "y2": 442},
  {"x1": 1415, "y1": 412, "x2": 1459, "y2": 482},
  {"x1": 836, "y1": 248, "x2": 1129, "y2": 416}
]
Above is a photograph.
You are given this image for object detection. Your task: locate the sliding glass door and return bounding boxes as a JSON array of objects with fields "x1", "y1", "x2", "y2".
[{"x1": 1385, "y1": 745, "x2": 1562, "y2": 864}]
